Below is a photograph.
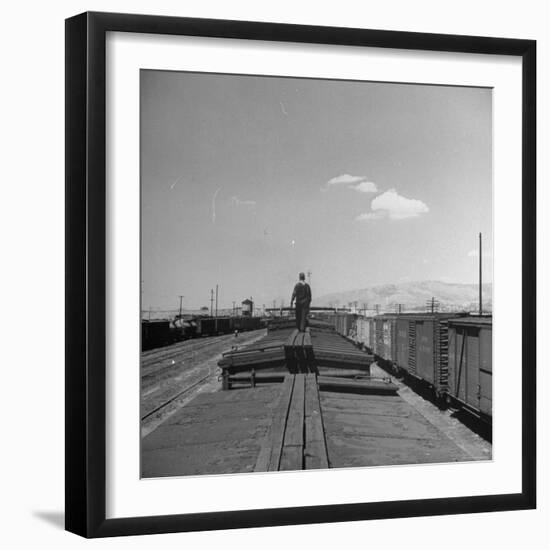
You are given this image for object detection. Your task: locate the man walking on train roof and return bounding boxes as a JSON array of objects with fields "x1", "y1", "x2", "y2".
[{"x1": 290, "y1": 272, "x2": 312, "y2": 332}]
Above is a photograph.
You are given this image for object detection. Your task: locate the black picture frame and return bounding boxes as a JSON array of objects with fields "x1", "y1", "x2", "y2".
[{"x1": 65, "y1": 11, "x2": 536, "y2": 538}]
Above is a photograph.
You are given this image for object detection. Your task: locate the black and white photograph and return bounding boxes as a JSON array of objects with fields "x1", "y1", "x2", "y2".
[
  {"x1": 139, "y1": 70, "x2": 493, "y2": 478},
  {"x1": 1, "y1": 0, "x2": 542, "y2": 545}
]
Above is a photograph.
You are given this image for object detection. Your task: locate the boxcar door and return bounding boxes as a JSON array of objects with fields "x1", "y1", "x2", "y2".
[
  {"x1": 396, "y1": 318, "x2": 409, "y2": 371},
  {"x1": 465, "y1": 327, "x2": 481, "y2": 411},
  {"x1": 416, "y1": 320, "x2": 435, "y2": 385},
  {"x1": 453, "y1": 327, "x2": 467, "y2": 403}
]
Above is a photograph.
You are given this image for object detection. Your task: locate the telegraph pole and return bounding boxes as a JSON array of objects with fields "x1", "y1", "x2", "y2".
[
  {"x1": 210, "y1": 289, "x2": 214, "y2": 317},
  {"x1": 426, "y1": 297, "x2": 440, "y2": 314},
  {"x1": 307, "y1": 270, "x2": 312, "y2": 284},
  {"x1": 215, "y1": 284, "x2": 219, "y2": 317},
  {"x1": 178, "y1": 295, "x2": 184, "y2": 319},
  {"x1": 215, "y1": 284, "x2": 219, "y2": 333}
]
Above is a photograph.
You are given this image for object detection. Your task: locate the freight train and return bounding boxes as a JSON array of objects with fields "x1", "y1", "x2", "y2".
[
  {"x1": 141, "y1": 315, "x2": 265, "y2": 351},
  {"x1": 330, "y1": 312, "x2": 493, "y2": 426}
]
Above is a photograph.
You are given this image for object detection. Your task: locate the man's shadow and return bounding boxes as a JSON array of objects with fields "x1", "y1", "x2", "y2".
[{"x1": 33, "y1": 511, "x2": 65, "y2": 530}]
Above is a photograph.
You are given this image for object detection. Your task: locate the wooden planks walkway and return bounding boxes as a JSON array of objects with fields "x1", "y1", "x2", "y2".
[
  {"x1": 284, "y1": 329, "x2": 316, "y2": 373},
  {"x1": 255, "y1": 374, "x2": 328, "y2": 472}
]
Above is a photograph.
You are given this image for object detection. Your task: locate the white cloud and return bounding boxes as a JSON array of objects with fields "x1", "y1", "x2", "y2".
[
  {"x1": 231, "y1": 196, "x2": 256, "y2": 207},
  {"x1": 323, "y1": 173, "x2": 378, "y2": 193},
  {"x1": 351, "y1": 181, "x2": 378, "y2": 193},
  {"x1": 355, "y1": 211, "x2": 385, "y2": 221},
  {"x1": 356, "y1": 189, "x2": 429, "y2": 221},
  {"x1": 371, "y1": 189, "x2": 429, "y2": 220},
  {"x1": 326, "y1": 174, "x2": 366, "y2": 186}
]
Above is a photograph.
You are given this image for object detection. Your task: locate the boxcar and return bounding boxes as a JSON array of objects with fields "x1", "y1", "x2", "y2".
[
  {"x1": 354, "y1": 316, "x2": 369, "y2": 349},
  {"x1": 392, "y1": 313, "x2": 468, "y2": 397},
  {"x1": 374, "y1": 315, "x2": 399, "y2": 362},
  {"x1": 196, "y1": 316, "x2": 231, "y2": 336},
  {"x1": 446, "y1": 316, "x2": 492, "y2": 422},
  {"x1": 233, "y1": 316, "x2": 245, "y2": 331},
  {"x1": 170, "y1": 318, "x2": 197, "y2": 341},
  {"x1": 235, "y1": 316, "x2": 262, "y2": 332},
  {"x1": 395, "y1": 317, "x2": 410, "y2": 371},
  {"x1": 359, "y1": 317, "x2": 376, "y2": 351},
  {"x1": 333, "y1": 313, "x2": 356, "y2": 338},
  {"x1": 141, "y1": 319, "x2": 172, "y2": 351}
]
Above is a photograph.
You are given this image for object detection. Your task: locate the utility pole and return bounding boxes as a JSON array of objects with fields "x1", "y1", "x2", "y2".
[
  {"x1": 375, "y1": 304, "x2": 380, "y2": 315},
  {"x1": 307, "y1": 270, "x2": 312, "y2": 284},
  {"x1": 215, "y1": 284, "x2": 219, "y2": 332},
  {"x1": 232, "y1": 301, "x2": 236, "y2": 316},
  {"x1": 178, "y1": 295, "x2": 184, "y2": 319},
  {"x1": 479, "y1": 232, "x2": 483, "y2": 316},
  {"x1": 210, "y1": 289, "x2": 214, "y2": 317},
  {"x1": 426, "y1": 297, "x2": 439, "y2": 314}
]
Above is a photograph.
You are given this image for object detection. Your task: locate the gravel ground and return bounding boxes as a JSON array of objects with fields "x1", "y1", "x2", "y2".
[{"x1": 370, "y1": 363, "x2": 492, "y2": 460}]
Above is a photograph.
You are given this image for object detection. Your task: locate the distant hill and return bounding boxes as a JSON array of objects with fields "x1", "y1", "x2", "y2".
[{"x1": 315, "y1": 281, "x2": 492, "y2": 313}]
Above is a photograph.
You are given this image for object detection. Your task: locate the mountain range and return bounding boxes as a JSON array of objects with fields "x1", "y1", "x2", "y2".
[{"x1": 315, "y1": 280, "x2": 492, "y2": 313}]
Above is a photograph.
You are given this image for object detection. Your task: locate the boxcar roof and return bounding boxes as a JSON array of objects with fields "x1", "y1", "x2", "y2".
[{"x1": 446, "y1": 316, "x2": 493, "y2": 326}]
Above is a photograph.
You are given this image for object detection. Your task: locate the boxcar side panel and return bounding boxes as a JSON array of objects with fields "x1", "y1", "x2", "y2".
[
  {"x1": 447, "y1": 327, "x2": 457, "y2": 396},
  {"x1": 466, "y1": 329, "x2": 480, "y2": 411},
  {"x1": 382, "y1": 320, "x2": 391, "y2": 360},
  {"x1": 455, "y1": 329, "x2": 467, "y2": 403},
  {"x1": 415, "y1": 320, "x2": 435, "y2": 385},
  {"x1": 375, "y1": 318, "x2": 384, "y2": 357},
  {"x1": 368, "y1": 318, "x2": 375, "y2": 351},
  {"x1": 395, "y1": 318, "x2": 409, "y2": 370},
  {"x1": 479, "y1": 326, "x2": 493, "y2": 416},
  {"x1": 390, "y1": 319, "x2": 398, "y2": 363},
  {"x1": 448, "y1": 320, "x2": 492, "y2": 420},
  {"x1": 408, "y1": 320, "x2": 416, "y2": 375}
]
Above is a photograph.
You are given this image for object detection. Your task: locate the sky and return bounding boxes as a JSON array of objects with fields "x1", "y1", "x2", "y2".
[{"x1": 141, "y1": 70, "x2": 492, "y2": 311}]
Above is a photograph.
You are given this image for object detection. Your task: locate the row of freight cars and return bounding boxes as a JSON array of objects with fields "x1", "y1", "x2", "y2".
[
  {"x1": 141, "y1": 315, "x2": 264, "y2": 351},
  {"x1": 330, "y1": 312, "x2": 492, "y2": 426}
]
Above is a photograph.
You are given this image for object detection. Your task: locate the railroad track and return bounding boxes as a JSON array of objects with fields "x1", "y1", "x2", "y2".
[
  {"x1": 141, "y1": 333, "x2": 262, "y2": 378},
  {"x1": 141, "y1": 335, "x2": 235, "y2": 370},
  {"x1": 141, "y1": 372, "x2": 212, "y2": 421},
  {"x1": 142, "y1": 345, "x2": 218, "y2": 381},
  {"x1": 141, "y1": 330, "x2": 268, "y2": 432}
]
